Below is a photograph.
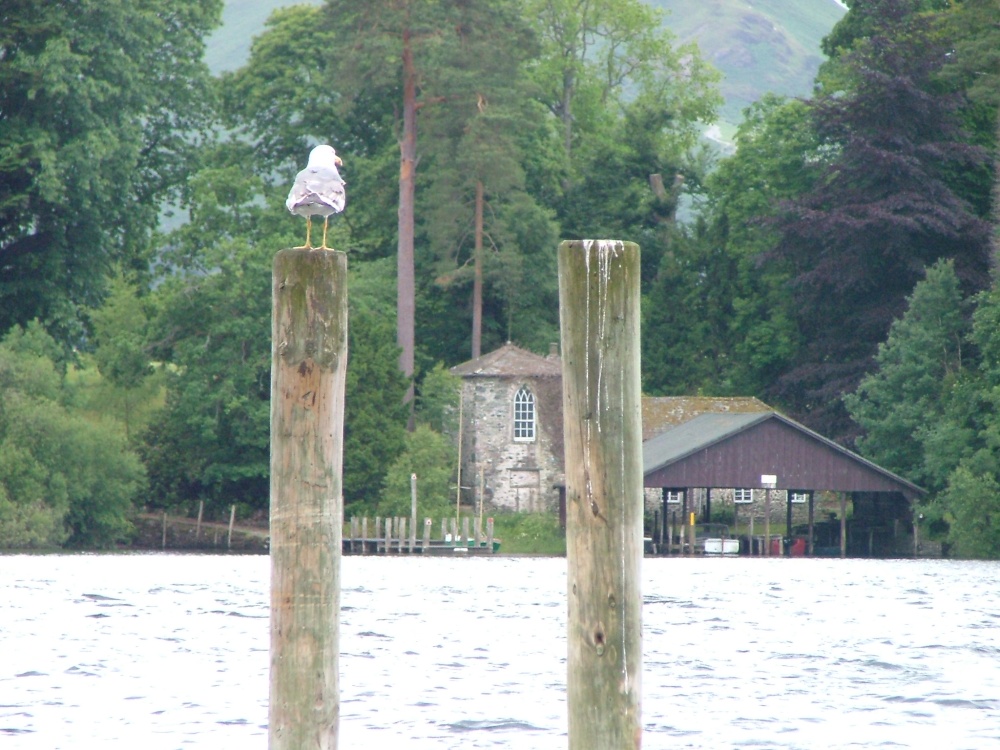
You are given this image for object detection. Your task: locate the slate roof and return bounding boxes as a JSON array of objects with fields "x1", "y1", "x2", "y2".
[
  {"x1": 643, "y1": 412, "x2": 767, "y2": 470},
  {"x1": 451, "y1": 342, "x2": 561, "y2": 379},
  {"x1": 642, "y1": 411, "x2": 926, "y2": 497}
]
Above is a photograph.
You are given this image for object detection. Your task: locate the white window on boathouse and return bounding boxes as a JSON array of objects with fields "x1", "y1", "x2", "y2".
[{"x1": 513, "y1": 386, "x2": 536, "y2": 442}]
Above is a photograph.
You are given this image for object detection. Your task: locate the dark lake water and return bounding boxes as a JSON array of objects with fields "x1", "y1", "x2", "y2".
[{"x1": 2, "y1": 554, "x2": 999, "y2": 749}]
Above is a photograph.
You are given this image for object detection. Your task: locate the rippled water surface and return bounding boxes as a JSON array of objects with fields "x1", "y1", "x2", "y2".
[{"x1": 2, "y1": 555, "x2": 1000, "y2": 749}]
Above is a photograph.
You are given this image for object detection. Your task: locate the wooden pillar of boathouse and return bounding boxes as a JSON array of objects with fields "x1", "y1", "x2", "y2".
[
  {"x1": 269, "y1": 248, "x2": 348, "y2": 750},
  {"x1": 559, "y1": 240, "x2": 643, "y2": 750}
]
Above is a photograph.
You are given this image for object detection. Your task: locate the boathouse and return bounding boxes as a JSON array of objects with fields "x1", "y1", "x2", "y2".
[{"x1": 643, "y1": 409, "x2": 926, "y2": 557}]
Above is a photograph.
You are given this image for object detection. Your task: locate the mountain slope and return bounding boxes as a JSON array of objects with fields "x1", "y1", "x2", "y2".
[
  {"x1": 653, "y1": 0, "x2": 845, "y2": 121},
  {"x1": 206, "y1": 0, "x2": 845, "y2": 123}
]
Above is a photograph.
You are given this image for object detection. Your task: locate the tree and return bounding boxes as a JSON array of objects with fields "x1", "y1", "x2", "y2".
[
  {"x1": 0, "y1": 322, "x2": 145, "y2": 548},
  {"x1": 378, "y1": 424, "x2": 456, "y2": 518},
  {"x1": 343, "y1": 308, "x2": 409, "y2": 516},
  {"x1": 844, "y1": 259, "x2": 968, "y2": 490},
  {"x1": 140, "y1": 157, "x2": 281, "y2": 517},
  {"x1": 525, "y1": 0, "x2": 721, "y2": 238},
  {"x1": 319, "y1": 0, "x2": 458, "y2": 415},
  {"x1": 418, "y1": 0, "x2": 557, "y2": 358},
  {"x1": 642, "y1": 97, "x2": 815, "y2": 396},
  {"x1": 218, "y1": 5, "x2": 399, "y2": 259},
  {"x1": 415, "y1": 363, "x2": 461, "y2": 438},
  {"x1": 765, "y1": 0, "x2": 993, "y2": 440},
  {"x1": 141, "y1": 246, "x2": 273, "y2": 518},
  {"x1": 0, "y1": 0, "x2": 222, "y2": 348},
  {"x1": 525, "y1": 0, "x2": 715, "y2": 166},
  {"x1": 88, "y1": 274, "x2": 154, "y2": 441},
  {"x1": 940, "y1": 466, "x2": 1000, "y2": 559},
  {"x1": 142, "y1": 147, "x2": 413, "y2": 519}
]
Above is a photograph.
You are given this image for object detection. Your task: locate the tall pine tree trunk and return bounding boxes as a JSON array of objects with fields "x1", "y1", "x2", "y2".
[
  {"x1": 398, "y1": 26, "x2": 417, "y2": 424},
  {"x1": 472, "y1": 179, "x2": 484, "y2": 359}
]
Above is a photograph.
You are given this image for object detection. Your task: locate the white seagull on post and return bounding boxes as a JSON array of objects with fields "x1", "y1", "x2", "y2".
[{"x1": 286, "y1": 144, "x2": 346, "y2": 250}]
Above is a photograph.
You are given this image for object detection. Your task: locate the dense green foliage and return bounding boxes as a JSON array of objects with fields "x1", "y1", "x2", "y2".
[
  {"x1": 1, "y1": 0, "x2": 998, "y2": 555},
  {"x1": 0, "y1": 323, "x2": 147, "y2": 548},
  {"x1": 844, "y1": 260, "x2": 968, "y2": 493},
  {"x1": 0, "y1": 0, "x2": 222, "y2": 349}
]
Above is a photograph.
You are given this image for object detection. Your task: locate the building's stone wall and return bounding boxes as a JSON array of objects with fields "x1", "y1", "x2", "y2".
[{"x1": 460, "y1": 376, "x2": 564, "y2": 513}]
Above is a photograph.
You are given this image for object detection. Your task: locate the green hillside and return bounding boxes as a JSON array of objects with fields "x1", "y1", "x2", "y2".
[
  {"x1": 205, "y1": 0, "x2": 845, "y2": 123},
  {"x1": 653, "y1": 0, "x2": 845, "y2": 121}
]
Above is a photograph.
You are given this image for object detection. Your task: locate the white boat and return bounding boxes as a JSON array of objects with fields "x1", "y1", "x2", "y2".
[{"x1": 704, "y1": 537, "x2": 739, "y2": 555}]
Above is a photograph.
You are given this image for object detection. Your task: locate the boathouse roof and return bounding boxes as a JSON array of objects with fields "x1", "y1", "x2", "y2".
[{"x1": 643, "y1": 411, "x2": 926, "y2": 500}]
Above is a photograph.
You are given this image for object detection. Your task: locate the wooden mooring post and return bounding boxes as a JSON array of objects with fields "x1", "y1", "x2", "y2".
[
  {"x1": 269, "y1": 248, "x2": 348, "y2": 750},
  {"x1": 559, "y1": 240, "x2": 643, "y2": 749}
]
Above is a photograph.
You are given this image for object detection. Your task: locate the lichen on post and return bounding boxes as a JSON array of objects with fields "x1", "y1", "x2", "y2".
[
  {"x1": 558, "y1": 240, "x2": 643, "y2": 750},
  {"x1": 269, "y1": 248, "x2": 348, "y2": 750}
]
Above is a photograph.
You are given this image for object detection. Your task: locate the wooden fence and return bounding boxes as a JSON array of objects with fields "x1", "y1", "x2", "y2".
[{"x1": 343, "y1": 516, "x2": 497, "y2": 555}]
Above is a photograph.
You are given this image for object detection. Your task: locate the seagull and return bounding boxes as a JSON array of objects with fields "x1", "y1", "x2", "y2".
[{"x1": 286, "y1": 144, "x2": 346, "y2": 250}]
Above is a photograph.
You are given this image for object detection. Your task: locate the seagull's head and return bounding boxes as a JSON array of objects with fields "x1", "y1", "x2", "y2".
[{"x1": 308, "y1": 144, "x2": 343, "y2": 168}]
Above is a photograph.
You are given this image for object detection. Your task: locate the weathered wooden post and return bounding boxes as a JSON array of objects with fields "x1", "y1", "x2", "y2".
[
  {"x1": 764, "y1": 489, "x2": 771, "y2": 556},
  {"x1": 840, "y1": 493, "x2": 848, "y2": 558},
  {"x1": 785, "y1": 492, "x2": 793, "y2": 558},
  {"x1": 269, "y1": 248, "x2": 348, "y2": 750},
  {"x1": 559, "y1": 240, "x2": 643, "y2": 750},
  {"x1": 410, "y1": 472, "x2": 418, "y2": 552},
  {"x1": 808, "y1": 492, "x2": 815, "y2": 557}
]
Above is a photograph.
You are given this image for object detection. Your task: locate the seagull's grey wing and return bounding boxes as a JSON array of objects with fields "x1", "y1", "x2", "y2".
[{"x1": 286, "y1": 165, "x2": 345, "y2": 215}]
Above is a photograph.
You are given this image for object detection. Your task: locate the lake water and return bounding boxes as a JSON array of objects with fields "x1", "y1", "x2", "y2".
[{"x1": 2, "y1": 554, "x2": 1000, "y2": 749}]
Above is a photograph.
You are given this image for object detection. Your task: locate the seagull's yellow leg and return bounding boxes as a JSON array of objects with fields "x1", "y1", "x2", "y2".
[
  {"x1": 321, "y1": 217, "x2": 331, "y2": 250},
  {"x1": 294, "y1": 217, "x2": 313, "y2": 249}
]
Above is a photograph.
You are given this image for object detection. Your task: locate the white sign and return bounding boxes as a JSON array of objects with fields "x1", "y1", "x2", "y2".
[{"x1": 761, "y1": 474, "x2": 777, "y2": 488}]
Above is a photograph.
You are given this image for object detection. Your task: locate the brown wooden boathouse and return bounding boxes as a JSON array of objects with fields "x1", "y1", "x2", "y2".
[{"x1": 643, "y1": 410, "x2": 927, "y2": 558}]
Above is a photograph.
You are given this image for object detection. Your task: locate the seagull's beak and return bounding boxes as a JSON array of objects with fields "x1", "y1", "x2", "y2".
[{"x1": 334, "y1": 155, "x2": 343, "y2": 166}]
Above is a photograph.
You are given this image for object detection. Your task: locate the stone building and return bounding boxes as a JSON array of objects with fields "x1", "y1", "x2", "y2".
[{"x1": 451, "y1": 343, "x2": 564, "y2": 513}]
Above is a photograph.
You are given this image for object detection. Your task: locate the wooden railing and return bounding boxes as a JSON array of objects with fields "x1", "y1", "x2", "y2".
[{"x1": 343, "y1": 516, "x2": 497, "y2": 555}]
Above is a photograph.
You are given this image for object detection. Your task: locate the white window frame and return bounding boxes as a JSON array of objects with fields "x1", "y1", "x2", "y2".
[
  {"x1": 513, "y1": 385, "x2": 536, "y2": 442},
  {"x1": 734, "y1": 488, "x2": 754, "y2": 504},
  {"x1": 664, "y1": 490, "x2": 684, "y2": 504}
]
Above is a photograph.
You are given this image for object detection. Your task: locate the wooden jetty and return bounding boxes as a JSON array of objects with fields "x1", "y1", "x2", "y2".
[{"x1": 342, "y1": 516, "x2": 499, "y2": 555}]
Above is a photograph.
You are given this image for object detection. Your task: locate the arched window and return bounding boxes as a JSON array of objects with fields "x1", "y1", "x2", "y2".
[{"x1": 513, "y1": 385, "x2": 535, "y2": 442}]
